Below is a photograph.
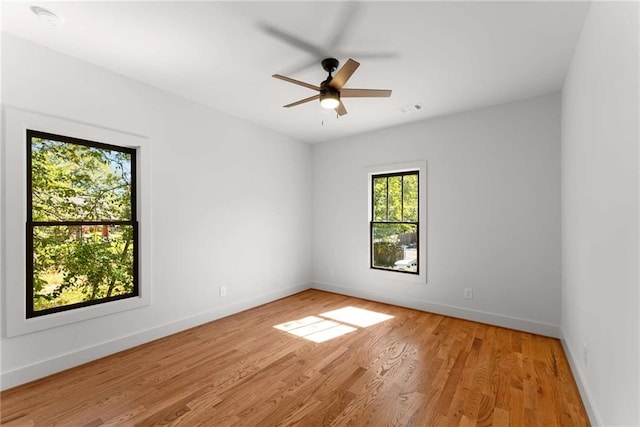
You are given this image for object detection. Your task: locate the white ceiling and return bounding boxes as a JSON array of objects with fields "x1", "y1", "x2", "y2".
[{"x1": 1, "y1": 1, "x2": 590, "y2": 144}]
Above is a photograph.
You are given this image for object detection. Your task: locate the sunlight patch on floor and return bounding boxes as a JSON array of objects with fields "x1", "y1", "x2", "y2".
[
  {"x1": 303, "y1": 323, "x2": 357, "y2": 343},
  {"x1": 274, "y1": 316, "x2": 357, "y2": 343},
  {"x1": 273, "y1": 306, "x2": 393, "y2": 343},
  {"x1": 320, "y1": 306, "x2": 394, "y2": 328},
  {"x1": 273, "y1": 316, "x2": 324, "y2": 332}
]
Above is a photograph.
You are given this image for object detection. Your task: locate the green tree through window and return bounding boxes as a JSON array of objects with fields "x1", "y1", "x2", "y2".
[
  {"x1": 27, "y1": 130, "x2": 138, "y2": 317},
  {"x1": 371, "y1": 171, "x2": 419, "y2": 273}
]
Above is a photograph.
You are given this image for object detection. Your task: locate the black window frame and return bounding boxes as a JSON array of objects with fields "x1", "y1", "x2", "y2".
[
  {"x1": 26, "y1": 129, "x2": 139, "y2": 318},
  {"x1": 370, "y1": 170, "x2": 419, "y2": 275}
]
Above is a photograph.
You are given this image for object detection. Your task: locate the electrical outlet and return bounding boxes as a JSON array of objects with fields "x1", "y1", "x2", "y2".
[
  {"x1": 220, "y1": 286, "x2": 227, "y2": 297},
  {"x1": 329, "y1": 268, "x2": 335, "y2": 277},
  {"x1": 464, "y1": 288, "x2": 473, "y2": 300},
  {"x1": 583, "y1": 343, "x2": 588, "y2": 366}
]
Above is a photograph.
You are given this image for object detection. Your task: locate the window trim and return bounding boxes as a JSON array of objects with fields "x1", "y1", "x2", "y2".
[
  {"x1": 3, "y1": 107, "x2": 152, "y2": 337},
  {"x1": 26, "y1": 130, "x2": 139, "y2": 318},
  {"x1": 366, "y1": 161, "x2": 427, "y2": 283},
  {"x1": 370, "y1": 171, "x2": 420, "y2": 275}
]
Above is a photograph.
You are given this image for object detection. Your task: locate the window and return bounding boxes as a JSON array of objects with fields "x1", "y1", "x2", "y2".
[
  {"x1": 370, "y1": 171, "x2": 419, "y2": 274},
  {"x1": 27, "y1": 130, "x2": 138, "y2": 318}
]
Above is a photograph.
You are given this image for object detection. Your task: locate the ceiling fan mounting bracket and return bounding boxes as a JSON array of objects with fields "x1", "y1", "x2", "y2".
[{"x1": 321, "y1": 58, "x2": 339, "y2": 74}]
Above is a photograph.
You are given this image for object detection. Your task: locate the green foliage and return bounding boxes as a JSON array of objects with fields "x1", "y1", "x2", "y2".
[
  {"x1": 388, "y1": 176, "x2": 402, "y2": 221},
  {"x1": 372, "y1": 243, "x2": 404, "y2": 267},
  {"x1": 373, "y1": 177, "x2": 387, "y2": 221},
  {"x1": 372, "y1": 223, "x2": 416, "y2": 241},
  {"x1": 402, "y1": 174, "x2": 418, "y2": 221},
  {"x1": 31, "y1": 138, "x2": 131, "y2": 221},
  {"x1": 373, "y1": 172, "x2": 418, "y2": 222},
  {"x1": 30, "y1": 137, "x2": 135, "y2": 312}
]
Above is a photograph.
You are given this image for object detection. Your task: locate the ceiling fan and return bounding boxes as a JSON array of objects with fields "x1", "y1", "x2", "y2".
[{"x1": 272, "y1": 58, "x2": 392, "y2": 116}]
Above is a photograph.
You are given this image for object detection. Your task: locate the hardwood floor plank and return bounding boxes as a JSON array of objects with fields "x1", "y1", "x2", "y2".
[
  {"x1": 0, "y1": 290, "x2": 590, "y2": 426},
  {"x1": 509, "y1": 387, "x2": 526, "y2": 426}
]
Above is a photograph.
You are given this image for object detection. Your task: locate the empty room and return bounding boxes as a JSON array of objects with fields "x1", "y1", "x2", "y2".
[{"x1": 1, "y1": 1, "x2": 638, "y2": 426}]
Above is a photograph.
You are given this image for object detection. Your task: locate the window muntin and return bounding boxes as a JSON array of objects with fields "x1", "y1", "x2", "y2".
[
  {"x1": 370, "y1": 171, "x2": 419, "y2": 274},
  {"x1": 27, "y1": 130, "x2": 138, "y2": 318}
]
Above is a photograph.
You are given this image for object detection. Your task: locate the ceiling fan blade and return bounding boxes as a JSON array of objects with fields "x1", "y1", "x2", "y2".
[
  {"x1": 281, "y1": 58, "x2": 323, "y2": 76},
  {"x1": 329, "y1": 58, "x2": 359, "y2": 90},
  {"x1": 336, "y1": 101, "x2": 348, "y2": 116},
  {"x1": 273, "y1": 74, "x2": 320, "y2": 92},
  {"x1": 341, "y1": 88, "x2": 392, "y2": 98},
  {"x1": 337, "y1": 51, "x2": 398, "y2": 60},
  {"x1": 326, "y1": 2, "x2": 360, "y2": 49},
  {"x1": 260, "y1": 23, "x2": 328, "y2": 59},
  {"x1": 283, "y1": 94, "x2": 320, "y2": 108}
]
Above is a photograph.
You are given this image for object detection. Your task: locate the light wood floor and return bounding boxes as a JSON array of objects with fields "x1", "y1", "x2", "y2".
[{"x1": 1, "y1": 290, "x2": 589, "y2": 426}]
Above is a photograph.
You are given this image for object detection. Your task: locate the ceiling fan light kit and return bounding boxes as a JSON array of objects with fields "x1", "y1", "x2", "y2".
[
  {"x1": 320, "y1": 91, "x2": 340, "y2": 109},
  {"x1": 273, "y1": 57, "x2": 392, "y2": 116}
]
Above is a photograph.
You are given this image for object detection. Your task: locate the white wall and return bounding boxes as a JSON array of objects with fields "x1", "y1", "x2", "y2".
[
  {"x1": 312, "y1": 94, "x2": 562, "y2": 336},
  {"x1": 4, "y1": 7, "x2": 638, "y2": 424},
  {"x1": 561, "y1": 2, "x2": 640, "y2": 426},
  {"x1": 0, "y1": 34, "x2": 312, "y2": 389}
]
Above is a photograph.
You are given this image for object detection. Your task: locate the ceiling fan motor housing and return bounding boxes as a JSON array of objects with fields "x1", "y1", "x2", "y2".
[
  {"x1": 320, "y1": 58, "x2": 340, "y2": 108},
  {"x1": 320, "y1": 79, "x2": 339, "y2": 96},
  {"x1": 319, "y1": 79, "x2": 340, "y2": 108}
]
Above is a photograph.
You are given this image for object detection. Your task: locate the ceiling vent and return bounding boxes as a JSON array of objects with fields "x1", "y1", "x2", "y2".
[
  {"x1": 399, "y1": 104, "x2": 423, "y2": 113},
  {"x1": 30, "y1": 6, "x2": 64, "y2": 26}
]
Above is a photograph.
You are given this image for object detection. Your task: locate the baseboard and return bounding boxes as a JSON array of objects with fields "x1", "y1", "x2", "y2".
[
  {"x1": 0, "y1": 282, "x2": 311, "y2": 391},
  {"x1": 559, "y1": 331, "x2": 602, "y2": 426},
  {"x1": 311, "y1": 281, "x2": 560, "y2": 338},
  {"x1": 1, "y1": 281, "x2": 562, "y2": 391}
]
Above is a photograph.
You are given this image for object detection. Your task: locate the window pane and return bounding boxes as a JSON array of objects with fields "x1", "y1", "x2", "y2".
[
  {"x1": 373, "y1": 177, "x2": 387, "y2": 221},
  {"x1": 387, "y1": 176, "x2": 403, "y2": 221},
  {"x1": 403, "y1": 173, "x2": 418, "y2": 222},
  {"x1": 32, "y1": 224, "x2": 135, "y2": 313},
  {"x1": 31, "y1": 137, "x2": 132, "y2": 221},
  {"x1": 372, "y1": 223, "x2": 418, "y2": 273}
]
